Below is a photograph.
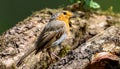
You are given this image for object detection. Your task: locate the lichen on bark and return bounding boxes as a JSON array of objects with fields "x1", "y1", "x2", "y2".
[{"x1": 0, "y1": 3, "x2": 120, "y2": 69}]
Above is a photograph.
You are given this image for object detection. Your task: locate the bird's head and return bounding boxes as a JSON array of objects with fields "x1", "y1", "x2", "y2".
[
  {"x1": 56, "y1": 11, "x2": 73, "y2": 23},
  {"x1": 50, "y1": 11, "x2": 73, "y2": 35},
  {"x1": 50, "y1": 11, "x2": 73, "y2": 24}
]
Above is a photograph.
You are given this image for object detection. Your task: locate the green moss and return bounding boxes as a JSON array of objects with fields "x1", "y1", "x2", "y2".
[
  {"x1": 43, "y1": 61, "x2": 48, "y2": 69},
  {"x1": 58, "y1": 45, "x2": 71, "y2": 57},
  {"x1": 11, "y1": 64, "x2": 16, "y2": 69}
]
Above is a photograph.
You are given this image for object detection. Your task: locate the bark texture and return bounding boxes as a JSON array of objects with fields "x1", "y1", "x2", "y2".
[
  {"x1": 0, "y1": 7, "x2": 120, "y2": 69},
  {"x1": 49, "y1": 26, "x2": 120, "y2": 69}
]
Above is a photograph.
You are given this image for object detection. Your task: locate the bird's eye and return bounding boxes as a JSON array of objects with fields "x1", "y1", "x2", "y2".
[{"x1": 63, "y1": 12, "x2": 67, "y2": 15}]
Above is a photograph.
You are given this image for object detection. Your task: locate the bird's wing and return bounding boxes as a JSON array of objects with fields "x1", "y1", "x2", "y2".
[
  {"x1": 17, "y1": 21, "x2": 65, "y2": 66},
  {"x1": 35, "y1": 20, "x2": 65, "y2": 54}
]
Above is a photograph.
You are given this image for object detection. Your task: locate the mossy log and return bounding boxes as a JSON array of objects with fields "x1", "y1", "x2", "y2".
[
  {"x1": 49, "y1": 26, "x2": 120, "y2": 69},
  {"x1": 0, "y1": 7, "x2": 120, "y2": 69}
]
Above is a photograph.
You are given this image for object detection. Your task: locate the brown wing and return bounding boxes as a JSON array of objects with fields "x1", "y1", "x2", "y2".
[
  {"x1": 17, "y1": 20, "x2": 66, "y2": 66},
  {"x1": 16, "y1": 30, "x2": 64, "y2": 66},
  {"x1": 35, "y1": 28, "x2": 64, "y2": 54},
  {"x1": 35, "y1": 20, "x2": 66, "y2": 54}
]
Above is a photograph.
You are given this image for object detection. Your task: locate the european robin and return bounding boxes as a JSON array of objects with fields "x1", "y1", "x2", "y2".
[{"x1": 17, "y1": 11, "x2": 73, "y2": 66}]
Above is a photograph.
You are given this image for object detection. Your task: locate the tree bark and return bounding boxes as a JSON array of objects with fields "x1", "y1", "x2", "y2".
[
  {"x1": 0, "y1": 8, "x2": 120, "y2": 69},
  {"x1": 49, "y1": 26, "x2": 120, "y2": 69}
]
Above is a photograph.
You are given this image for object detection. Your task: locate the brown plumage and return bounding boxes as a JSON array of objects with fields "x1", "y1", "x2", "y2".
[{"x1": 16, "y1": 11, "x2": 73, "y2": 66}]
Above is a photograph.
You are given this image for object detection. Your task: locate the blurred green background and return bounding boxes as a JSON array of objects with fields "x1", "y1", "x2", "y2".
[{"x1": 0, "y1": 0, "x2": 120, "y2": 34}]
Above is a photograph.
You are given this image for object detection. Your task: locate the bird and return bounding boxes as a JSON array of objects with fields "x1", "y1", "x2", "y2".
[{"x1": 16, "y1": 11, "x2": 73, "y2": 66}]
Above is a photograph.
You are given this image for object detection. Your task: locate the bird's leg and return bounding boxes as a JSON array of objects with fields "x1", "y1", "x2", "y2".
[
  {"x1": 51, "y1": 52, "x2": 60, "y2": 60},
  {"x1": 47, "y1": 48, "x2": 55, "y2": 63},
  {"x1": 47, "y1": 48, "x2": 60, "y2": 62}
]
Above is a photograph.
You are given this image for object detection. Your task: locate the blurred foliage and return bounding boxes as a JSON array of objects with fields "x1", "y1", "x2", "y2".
[{"x1": 68, "y1": 0, "x2": 100, "y2": 10}]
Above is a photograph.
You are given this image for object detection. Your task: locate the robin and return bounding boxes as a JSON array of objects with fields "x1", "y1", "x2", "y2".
[{"x1": 17, "y1": 11, "x2": 73, "y2": 66}]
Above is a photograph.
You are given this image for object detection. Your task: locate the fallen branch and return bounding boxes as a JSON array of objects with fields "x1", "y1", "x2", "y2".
[{"x1": 49, "y1": 26, "x2": 120, "y2": 69}]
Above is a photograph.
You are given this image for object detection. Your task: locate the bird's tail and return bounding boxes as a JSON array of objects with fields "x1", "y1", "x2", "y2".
[{"x1": 16, "y1": 46, "x2": 36, "y2": 67}]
